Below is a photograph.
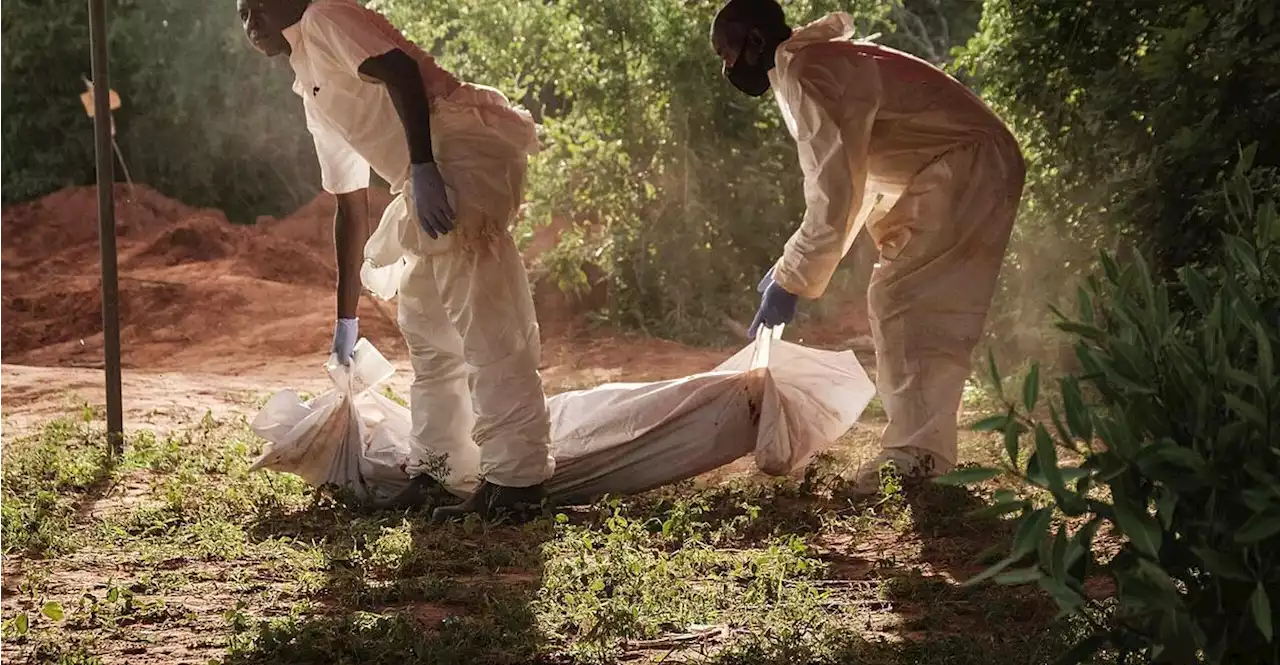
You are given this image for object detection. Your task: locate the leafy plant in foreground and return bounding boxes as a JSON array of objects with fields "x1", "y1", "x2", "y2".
[{"x1": 940, "y1": 160, "x2": 1280, "y2": 664}]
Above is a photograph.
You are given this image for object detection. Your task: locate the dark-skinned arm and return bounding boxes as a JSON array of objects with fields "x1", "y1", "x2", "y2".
[
  {"x1": 334, "y1": 189, "x2": 370, "y2": 320},
  {"x1": 331, "y1": 50, "x2": 428, "y2": 321},
  {"x1": 358, "y1": 49, "x2": 434, "y2": 164}
]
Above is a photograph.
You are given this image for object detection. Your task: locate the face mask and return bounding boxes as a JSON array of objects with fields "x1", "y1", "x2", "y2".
[
  {"x1": 726, "y1": 60, "x2": 771, "y2": 97},
  {"x1": 724, "y1": 32, "x2": 771, "y2": 97}
]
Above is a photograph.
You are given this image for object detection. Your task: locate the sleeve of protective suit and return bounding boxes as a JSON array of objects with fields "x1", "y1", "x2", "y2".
[
  {"x1": 772, "y1": 51, "x2": 882, "y2": 300},
  {"x1": 305, "y1": 98, "x2": 371, "y2": 194},
  {"x1": 299, "y1": 1, "x2": 398, "y2": 81}
]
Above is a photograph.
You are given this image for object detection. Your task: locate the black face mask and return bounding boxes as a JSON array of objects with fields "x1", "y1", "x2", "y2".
[
  {"x1": 725, "y1": 34, "x2": 771, "y2": 97},
  {"x1": 726, "y1": 60, "x2": 771, "y2": 97}
]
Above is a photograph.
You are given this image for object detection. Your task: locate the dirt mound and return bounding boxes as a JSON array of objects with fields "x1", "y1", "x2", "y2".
[
  {"x1": 5, "y1": 273, "x2": 403, "y2": 370},
  {"x1": 233, "y1": 233, "x2": 335, "y2": 286},
  {"x1": 2, "y1": 278, "x2": 107, "y2": 355},
  {"x1": 1, "y1": 183, "x2": 607, "y2": 371},
  {"x1": 2, "y1": 184, "x2": 199, "y2": 269},
  {"x1": 1, "y1": 185, "x2": 405, "y2": 369},
  {"x1": 120, "y1": 211, "x2": 334, "y2": 286},
  {"x1": 258, "y1": 188, "x2": 394, "y2": 251},
  {"x1": 2, "y1": 276, "x2": 246, "y2": 354},
  {"x1": 126, "y1": 213, "x2": 241, "y2": 268}
]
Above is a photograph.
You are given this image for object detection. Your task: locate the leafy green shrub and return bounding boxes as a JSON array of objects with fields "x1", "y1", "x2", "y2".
[
  {"x1": 379, "y1": 0, "x2": 898, "y2": 341},
  {"x1": 957, "y1": 0, "x2": 1280, "y2": 275},
  {"x1": 955, "y1": 0, "x2": 1280, "y2": 372},
  {"x1": 942, "y1": 162, "x2": 1280, "y2": 664}
]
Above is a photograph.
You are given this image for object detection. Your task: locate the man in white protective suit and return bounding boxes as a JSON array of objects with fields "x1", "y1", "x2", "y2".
[
  {"x1": 711, "y1": 0, "x2": 1026, "y2": 491},
  {"x1": 237, "y1": 0, "x2": 554, "y2": 519}
]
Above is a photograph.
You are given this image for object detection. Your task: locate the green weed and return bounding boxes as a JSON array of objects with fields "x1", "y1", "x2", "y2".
[
  {"x1": 1, "y1": 407, "x2": 1080, "y2": 665},
  {"x1": 1, "y1": 418, "x2": 114, "y2": 556}
]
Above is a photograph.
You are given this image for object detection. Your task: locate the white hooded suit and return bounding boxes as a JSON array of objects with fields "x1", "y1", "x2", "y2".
[{"x1": 766, "y1": 13, "x2": 1025, "y2": 466}]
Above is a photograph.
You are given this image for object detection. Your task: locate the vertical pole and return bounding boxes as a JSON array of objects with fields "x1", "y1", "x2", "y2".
[{"x1": 89, "y1": 0, "x2": 124, "y2": 455}]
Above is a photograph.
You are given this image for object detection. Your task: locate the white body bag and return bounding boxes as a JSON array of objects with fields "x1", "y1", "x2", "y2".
[{"x1": 249, "y1": 327, "x2": 875, "y2": 504}]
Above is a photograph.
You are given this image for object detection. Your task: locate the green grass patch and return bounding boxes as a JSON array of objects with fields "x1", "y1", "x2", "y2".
[
  {"x1": 2, "y1": 417, "x2": 114, "y2": 556},
  {"x1": 1, "y1": 409, "x2": 1088, "y2": 665}
]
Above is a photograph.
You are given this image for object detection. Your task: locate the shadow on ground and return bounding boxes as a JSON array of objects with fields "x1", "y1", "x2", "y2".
[
  {"x1": 232, "y1": 493, "x2": 562, "y2": 664},
  {"x1": 603, "y1": 463, "x2": 1070, "y2": 664},
  {"x1": 0, "y1": 415, "x2": 1081, "y2": 665}
]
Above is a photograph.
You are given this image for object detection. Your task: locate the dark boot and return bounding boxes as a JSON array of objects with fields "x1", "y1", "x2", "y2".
[
  {"x1": 374, "y1": 474, "x2": 438, "y2": 510},
  {"x1": 430, "y1": 480, "x2": 546, "y2": 522}
]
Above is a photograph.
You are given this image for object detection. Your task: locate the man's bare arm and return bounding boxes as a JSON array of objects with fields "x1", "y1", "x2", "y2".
[
  {"x1": 358, "y1": 49, "x2": 434, "y2": 164},
  {"x1": 334, "y1": 189, "x2": 370, "y2": 320}
]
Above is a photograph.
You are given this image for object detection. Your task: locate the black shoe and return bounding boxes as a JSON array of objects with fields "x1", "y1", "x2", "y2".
[
  {"x1": 430, "y1": 480, "x2": 546, "y2": 522},
  {"x1": 373, "y1": 474, "x2": 439, "y2": 510}
]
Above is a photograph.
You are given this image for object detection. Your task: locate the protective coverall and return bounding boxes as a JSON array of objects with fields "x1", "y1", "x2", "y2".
[
  {"x1": 285, "y1": 0, "x2": 554, "y2": 493},
  {"x1": 766, "y1": 13, "x2": 1025, "y2": 468}
]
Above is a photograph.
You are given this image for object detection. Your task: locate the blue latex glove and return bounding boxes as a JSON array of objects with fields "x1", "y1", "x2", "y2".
[
  {"x1": 332, "y1": 318, "x2": 359, "y2": 366},
  {"x1": 411, "y1": 162, "x2": 456, "y2": 239},
  {"x1": 748, "y1": 268, "x2": 798, "y2": 340}
]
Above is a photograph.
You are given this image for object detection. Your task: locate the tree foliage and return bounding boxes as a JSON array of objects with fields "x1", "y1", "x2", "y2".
[
  {"x1": 109, "y1": 0, "x2": 321, "y2": 220},
  {"x1": 888, "y1": 0, "x2": 982, "y2": 63},
  {"x1": 961, "y1": 0, "x2": 1280, "y2": 266},
  {"x1": 2, "y1": 0, "x2": 318, "y2": 220},
  {"x1": 2, "y1": 0, "x2": 102, "y2": 203},
  {"x1": 376, "y1": 0, "x2": 897, "y2": 339},
  {"x1": 943, "y1": 158, "x2": 1280, "y2": 664}
]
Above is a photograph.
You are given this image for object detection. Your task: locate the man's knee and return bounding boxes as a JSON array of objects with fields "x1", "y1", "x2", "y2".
[{"x1": 400, "y1": 318, "x2": 467, "y2": 382}]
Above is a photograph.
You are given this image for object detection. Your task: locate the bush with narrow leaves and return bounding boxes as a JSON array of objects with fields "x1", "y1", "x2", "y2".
[{"x1": 939, "y1": 153, "x2": 1280, "y2": 665}]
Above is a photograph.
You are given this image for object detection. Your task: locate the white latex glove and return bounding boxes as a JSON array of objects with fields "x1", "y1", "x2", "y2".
[
  {"x1": 332, "y1": 318, "x2": 359, "y2": 366},
  {"x1": 411, "y1": 162, "x2": 456, "y2": 239}
]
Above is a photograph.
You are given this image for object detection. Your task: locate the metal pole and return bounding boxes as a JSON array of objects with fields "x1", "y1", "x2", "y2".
[{"x1": 89, "y1": 0, "x2": 124, "y2": 455}]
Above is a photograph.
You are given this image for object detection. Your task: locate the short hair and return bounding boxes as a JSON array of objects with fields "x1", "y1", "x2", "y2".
[{"x1": 715, "y1": 0, "x2": 790, "y2": 40}]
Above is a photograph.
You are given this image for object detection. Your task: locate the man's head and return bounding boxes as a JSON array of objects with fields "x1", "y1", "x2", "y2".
[
  {"x1": 237, "y1": 0, "x2": 310, "y2": 57},
  {"x1": 711, "y1": 0, "x2": 792, "y2": 97}
]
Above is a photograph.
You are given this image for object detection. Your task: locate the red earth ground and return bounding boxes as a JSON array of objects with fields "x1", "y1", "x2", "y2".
[{"x1": 0, "y1": 184, "x2": 790, "y2": 439}]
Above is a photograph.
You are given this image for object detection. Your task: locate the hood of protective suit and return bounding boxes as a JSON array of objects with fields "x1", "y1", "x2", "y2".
[
  {"x1": 770, "y1": 12, "x2": 856, "y2": 82},
  {"x1": 768, "y1": 13, "x2": 859, "y2": 140},
  {"x1": 785, "y1": 12, "x2": 857, "y2": 50}
]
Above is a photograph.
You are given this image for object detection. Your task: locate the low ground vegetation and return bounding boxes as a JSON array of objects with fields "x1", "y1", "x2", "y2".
[{"x1": 2, "y1": 401, "x2": 1093, "y2": 665}]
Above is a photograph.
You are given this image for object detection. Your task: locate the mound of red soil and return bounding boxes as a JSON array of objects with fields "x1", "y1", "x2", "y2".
[
  {"x1": 126, "y1": 213, "x2": 241, "y2": 268},
  {"x1": 119, "y1": 211, "x2": 335, "y2": 286},
  {"x1": 233, "y1": 234, "x2": 335, "y2": 286},
  {"x1": 2, "y1": 278, "x2": 108, "y2": 354},
  {"x1": 257, "y1": 188, "x2": 394, "y2": 251},
  {"x1": 1, "y1": 185, "x2": 404, "y2": 369},
  {"x1": 1, "y1": 183, "x2": 604, "y2": 371},
  {"x1": 2, "y1": 185, "x2": 199, "y2": 270}
]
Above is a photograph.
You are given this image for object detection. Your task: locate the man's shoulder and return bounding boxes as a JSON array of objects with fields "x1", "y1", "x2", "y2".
[
  {"x1": 298, "y1": 0, "x2": 374, "y2": 32},
  {"x1": 789, "y1": 41, "x2": 879, "y2": 76},
  {"x1": 784, "y1": 42, "x2": 880, "y2": 95},
  {"x1": 304, "y1": 0, "x2": 363, "y2": 16},
  {"x1": 793, "y1": 41, "x2": 963, "y2": 93},
  {"x1": 297, "y1": 0, "x2": 410, "y2": 61}
]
